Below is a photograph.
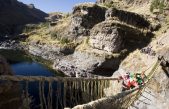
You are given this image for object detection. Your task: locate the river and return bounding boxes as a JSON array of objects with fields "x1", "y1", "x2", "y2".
[
  {"x1": 0, "y1": 49, "x2": 64, "y2": 109},
  {"x1": 0, "y1": 49, "x2": 63, "y2": 76}
]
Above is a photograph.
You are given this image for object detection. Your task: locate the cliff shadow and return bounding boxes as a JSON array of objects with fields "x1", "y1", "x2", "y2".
[
  {"x1": 0, "y1": 0, "x2": 48, "y2": 38},
  {"x1": 161, "y1": 60, "x2": 169, "y2": 78},
  {"x1": 92, "y1": 26, "x2": 154, "y2": 77},
  {"x1": 0, "y1": 55, "x2": 23, "y2": 109}
]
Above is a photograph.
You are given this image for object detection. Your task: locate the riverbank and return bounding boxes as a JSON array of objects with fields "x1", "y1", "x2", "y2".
[{"x1": 0, "y1": 49, "x2": 65, "y2": 77}]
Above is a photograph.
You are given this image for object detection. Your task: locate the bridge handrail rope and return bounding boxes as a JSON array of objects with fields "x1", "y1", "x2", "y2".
[
  {"x1": 125, "y1": 59, "x2": 162, "y2": 108},
  {"x1": 0, "y1": 75, "x2": 119, "y2": 82},
  {"x1": 0, "y1": 75, "x2": 116, "y2": 108}
]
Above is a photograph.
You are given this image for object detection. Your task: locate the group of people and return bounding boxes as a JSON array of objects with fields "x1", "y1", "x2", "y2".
[{"x1": 118, "y1": 71, "x2": 146, "y2": 91}]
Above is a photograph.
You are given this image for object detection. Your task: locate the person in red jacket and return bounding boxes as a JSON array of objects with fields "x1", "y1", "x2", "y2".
[{"x1": 118, "y1": 72, "x2": 139, "y2": 91}]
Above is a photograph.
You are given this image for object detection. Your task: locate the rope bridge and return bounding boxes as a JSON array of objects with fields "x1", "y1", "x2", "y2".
[
  {"x1": 71, "y1": 59, "x2": 162, "y2": 109},
  {"x1": 123, "y1": 59, "x2": 162, "y2": 108},
  {"x1": 0, "y1": 75, "x2": 117, "y2": 109},
  {"x1": 0, "y1": 59, "x2": 162, "y2": 109}
]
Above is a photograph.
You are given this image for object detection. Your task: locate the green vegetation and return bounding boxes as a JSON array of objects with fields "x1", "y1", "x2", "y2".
[
  {"x1": 64, "y1": 12, "x2": 71, "y2": 18},
  {"x1": 103, "y1": 1, "x2": 114, "y2": 8},
  {"x1": 150, "y1": 0, "x2": 166, "y2": 13},
  {"x1": 23, "y1": 25, "x2": 38, "y2": 33},
  {"x1": 23, "y1": 22, "x2": 49, "y2": 33},
  {"x1": 50, "y1": 31, "x2": 70, "y2": 44},
  {"x1": 39, "y1": 22, "x2": 50, "y2": 28},
  {"x1": 59, "y1": 37, "x2": 70, "y2": 44},
  {"x1": 50, "y1": 31, "x2": 59, "y2": 38}
]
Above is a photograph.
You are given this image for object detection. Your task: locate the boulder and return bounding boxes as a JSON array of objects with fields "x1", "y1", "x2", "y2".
[{"x1": 89, "y1": 21, "x2": 125, "y2": 53}]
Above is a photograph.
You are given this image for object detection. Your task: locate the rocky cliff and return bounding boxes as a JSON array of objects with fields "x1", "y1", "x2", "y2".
[
  {"x1": 68, "y1": 23, "x2": 169, "y2": 109},
  {"x1": 0, "y1": 0, "x2": 169, "y2": 108},
  {"x1": 0, "y1": 2, "x2": 154, "y2": 77},
  {"x1": 0, "y1": 0, "x2": 48, "y2": 37},
  {"x1": 53, "y1": 3, "x2": 153, "y2": 77},
  {"x1": 64, "y1": 3, "x2": 107, "y2": 40}
]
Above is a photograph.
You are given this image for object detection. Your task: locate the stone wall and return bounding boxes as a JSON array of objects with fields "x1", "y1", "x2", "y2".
[{"x1": 105, "y1": 8, "x2": 150, "y2": 29}]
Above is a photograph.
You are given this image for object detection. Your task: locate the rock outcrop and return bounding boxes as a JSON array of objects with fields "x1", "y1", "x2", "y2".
[
  {"x1": 66, "y1": 3, "x2": 107, "y2": 40},
  {"x1": 156, "y1": 31, "x2": 169, "y2": 63},
  {"x1": 54, "y1": 4, "x2": 152, "y2": 77},
  {"x1": 96, "y1": 0, "x2": 112, "y2": 4},
  {"x1": 54, "y1": 50, "x2": 124, "y2": 77},
  {"x1": 54, "y1": 51, "x2": 105, "y2": 77},
  {"x1": 89, "y1": 19, "x2": 151, "y2": 53},
  {"x1": 89, "y1": 21, "x2": 125, "y2": 53},
  {"x1": 105, "y1": 8, "x2": 150, "y2": 29},
  {"x1": 46, "y1": 12, "x2": 63, "y2": 23},
  {"x1": 96, "y1": 0, "x2": 150, "y2": 6}
]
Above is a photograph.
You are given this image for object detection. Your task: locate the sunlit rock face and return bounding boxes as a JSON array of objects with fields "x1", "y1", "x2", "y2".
[
  {"x1": 156, "y1": 31, "x2": 169, "y2": 64},
  {"x1": 89, "y1": 21, "x2": 124, "y2": 53},
  {"x1": 67, "y1": 3, "x2": 107, "y2": 39},
  {"x1": 96, "y1": 0, "x2": 112, "y2": 4},
  {"x1": 96, "y1": 0, "x2": 150, "y2": 5}
]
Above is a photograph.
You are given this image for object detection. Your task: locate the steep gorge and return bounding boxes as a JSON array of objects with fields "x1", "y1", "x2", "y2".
[{"x1": 0, "y1": 0, "x2": 169, "y2": 108}]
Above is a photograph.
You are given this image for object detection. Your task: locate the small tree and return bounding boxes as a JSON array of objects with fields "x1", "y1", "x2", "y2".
[
  {"x1": 159, "y1": 0, "x2": 165, "y2": 13},
  {"x1": 150, "y1": 0, "x2": 166, "y2": 13}
]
